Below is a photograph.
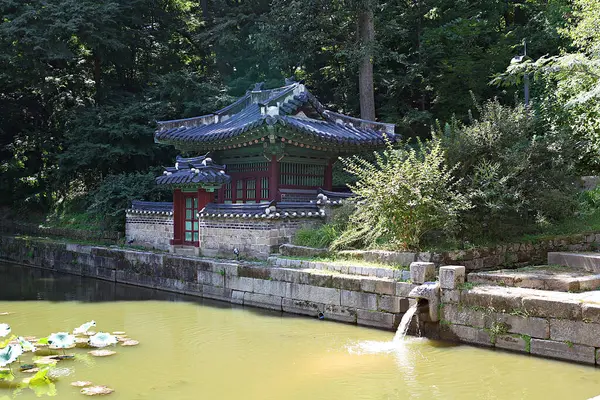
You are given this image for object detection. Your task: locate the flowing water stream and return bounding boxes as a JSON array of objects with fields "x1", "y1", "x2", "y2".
[{"x1": 1, "y1": 262, "x2": 600, "y2": 400}]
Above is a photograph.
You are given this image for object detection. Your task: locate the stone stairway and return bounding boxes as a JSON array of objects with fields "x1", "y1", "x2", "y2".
[
  {"x1": 468, "y1": 251, "x2": 600, "y2": 293},
  {"x1": 547, "y1": 252, "x2": 600, "y2": 273}
]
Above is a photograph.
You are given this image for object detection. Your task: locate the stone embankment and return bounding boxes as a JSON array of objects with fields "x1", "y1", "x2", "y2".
[
  {"x1": 291, "y1": 231, "x2": 600, "y2": 271},
  {"x1": 3, "y1": 235, "x2": 600, "y2": 366},
  {"x1": 429, "y1": 263, "x2": 600, "y2": 365},
  {"x1": 0, "y1": 235, "x2": 415, "y2": 330}
]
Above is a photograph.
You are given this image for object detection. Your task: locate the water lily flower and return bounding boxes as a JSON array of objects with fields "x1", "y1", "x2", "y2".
[
  {"x1": 18, "y1": 337, "x2": 37, "y2": 353},
  {"x1": 47, "y1": 333, "x2": 75, "y2": 349},
  {"x1": 89, "y1": 332, "x2": 117, "y2": 348},
  {"x1": 73, "y1": 321, "x2": 96, "y2": 335},
  {"x1": 0, "y1": 344, "x2": 23, "y2": 367},
  {"x1": 0, "y1": 324, "x2": 10, "y2": 338}
]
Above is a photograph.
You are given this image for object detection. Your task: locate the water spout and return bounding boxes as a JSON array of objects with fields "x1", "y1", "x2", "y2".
[
  {"x1": 392, "y1": 303, "x2": 418, "y2": 343},
  {"x1": 408, "y1": 282, "x2": 440, "y2": 322}
]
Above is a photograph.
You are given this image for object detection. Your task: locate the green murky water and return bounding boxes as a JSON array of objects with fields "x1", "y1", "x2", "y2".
[{"x1": 1, "y1": 262, "x2": 600, "y2": 400}]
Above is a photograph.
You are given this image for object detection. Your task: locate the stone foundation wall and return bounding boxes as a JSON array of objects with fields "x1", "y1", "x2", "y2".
[
  {"x1": 0, "y1": 235, "x2": 413, "y2": 331},
  {"x1": 337, "y1": 232, "x2": 600, "y2": 271},
  {"x1": 125, "y1": 213, "x2": 173, "y2": 251},
  {"x1": 436, "y1": 266, "x2": 600, "y2": 365},
  {"x1": 200, "y1": 218, "x2": 320, "y2": 260}
]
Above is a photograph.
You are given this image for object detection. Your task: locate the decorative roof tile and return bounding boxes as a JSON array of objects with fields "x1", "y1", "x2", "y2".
[
  {"x1": 156, "y1": 155, "x2": 230, "y2": 187},
  {"x1": 127, "y1": 200, "x2": 173, "y2": 215},
  {"x1": 198, "y1": 201, "x2": 324, "y2": 219},
  {"x1": 155, "y1": 81, "x2": 397, "y2": 151}
]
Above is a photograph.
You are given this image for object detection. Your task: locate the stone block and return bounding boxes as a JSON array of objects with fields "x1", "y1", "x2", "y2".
[
  {"x1": 441, "y1": 289, "x2": 460, "y2": 304},
  {"x1": 324, "y1": 305, "x2": 357, "y2": 323},
  {"x1": 377, "y1": 295, "x2": 407, "y2": 313},
  {"x1": 522, "y1": 296, "x2": 582, "y2": 320},
  {"x1": 439, "y1": 266, "x2": 466, "y2": 290},
  {"x1": 460, "y1": 287, "x2": 524, "y2": 312},
  {"x1": 582, "y1": 303, "x2": 600, "y2": 324},
  {"x1": 495, "y1": 334, "x2": 528, "y2": 353},
  {"x1": 202, "y1": 285, "x2": 232, "y2": 302},
  {"x1": 548, "y1": 252, "x2": 600, "y2": 273},
  {"x1": 492, "y1": 314, "x2": 549, "y2": 339},
  {"x1": 530, "y1": 339, "x2": 595, "y2": 364},
  {"x1": 269, "y1": 268, "x2": 302, "y2": 284},
  {"x1": 252, "y1": 279, "x2": 292, "y2": 298},
  {"x1": 282, "y1": 298, "x2": 324, "y2": 317},
  {"x1": 550, "y1": 319, "x2": 600, "y2": 347},
  {"x1": 330, "y1": 275, "x2": 362, "y2": 291},
  {"x1": 115, "y1": 270, "x2": 154, "y2": 289},
  {"x1": 356, "y1": 309, "x2": 395, "y2": 330},
  {"x1": 225, "y1": 276, "x2": 254, "y2": 292},
  {"x1": 396, "y1": 282, "x2": 418, "y2": 298},
  {"x1": 440, "y1": 324, "x2": 493, "y2": 347},
  {"x1": 290, "y1": 284, "x2": 340, "y2": 305},
  {"x1": 409, "y1": 262, "x2": 436, "y2": 284},
  {"x1": 341, "y1": 290, "x2": 377, "y2": 310},
  {"x1": 243, "y1": 292, "x2": 282, "y2": 311},
  {"x1": 360, "y1": 278, "x2": 396, "y2": 295},
  {"x1": 441, "y1": 304, "x2": 486, "y2": 328},
  {"x1": 231, "y1": 290, "x2": 245, "y2": 305}
]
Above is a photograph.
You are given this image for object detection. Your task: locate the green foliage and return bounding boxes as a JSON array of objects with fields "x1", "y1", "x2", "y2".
[
  {"x1": 86, "y1": 171, "x2": 171, "y2": 231},
  {"x1": 333, "y1": 139, "x2": 470, "y2": 250},
  {"x1": 442, "y1": 98, "x2": 578, "y2": 242},
  {"x1": 293, "y1": 224, "x2": 340, "y2": 249}
]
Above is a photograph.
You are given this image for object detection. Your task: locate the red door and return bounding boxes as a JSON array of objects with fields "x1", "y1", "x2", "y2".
[{"x1": 183, "y1": 194, "x2": 199, "y2": 245}]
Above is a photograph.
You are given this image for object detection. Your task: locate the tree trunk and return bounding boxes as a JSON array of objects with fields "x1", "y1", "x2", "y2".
[{"x1": 357, "y1": 8, "x2": 376, "y2": 121}]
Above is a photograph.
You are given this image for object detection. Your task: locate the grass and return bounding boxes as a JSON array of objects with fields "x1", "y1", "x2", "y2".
[{"x1": 277, "y1": 255, "x2": 409, "y2": 270}]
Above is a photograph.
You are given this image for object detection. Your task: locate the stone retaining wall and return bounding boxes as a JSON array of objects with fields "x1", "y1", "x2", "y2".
[
  {"x1": 337, "y1": 232, "x2": 600, "y2": 271},
  {"x1": 436, "y1": 265, "x2": 600, "y2": 365},
  {"x1": 0, "y1": 221, "x2": 122, "y2": 243},
  {"x1": 125, "y1": 214, "x2": 173, "y2": 251},
  {"x1": 200, "y1": 218, "x2": 319, "y2": 260},
  {"x1": 0, "y1": 235, "x2": 413, "y2": 331}
]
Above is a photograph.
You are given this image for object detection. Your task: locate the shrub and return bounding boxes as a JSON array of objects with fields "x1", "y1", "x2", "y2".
[
  {"x1": 86, "y1": 171, "x2": 171, "y2": 231},
  {"x1": 331, "y1": 139, "x2": 471, "y2": 251},
  {"x1": 441, "y1": 98, "x2": 578, "y2": 242}
]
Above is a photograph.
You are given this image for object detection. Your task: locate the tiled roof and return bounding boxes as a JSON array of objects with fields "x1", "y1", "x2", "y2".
[
  {"x1": 155, "y1": 81, "x2": 397, "y2": 151},
  {"x1": 199, "y1": 201, "x2": 324, "y2": 219},
  {"x1": 156, "y1": 155, "x2": 231, "y2": 187},
  {"x1": 315, "y1": 188, "x2": 354, "y2": 205},
  {"x1": 127, "y1": 200, "x2": 173, "y2": 215}
]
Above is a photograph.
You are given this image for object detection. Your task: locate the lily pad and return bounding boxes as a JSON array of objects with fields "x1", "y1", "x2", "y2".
[
  {"x1": 47, "y1": 367, "x2": 72, "y2": 380},
  {"x1": 71, "y1": 381, "x2": 93, "y2": 387},
  {"x1": 0, "y1": 324, "x2": 10, "y2": 338},
  {"x1": 112, "y1": 331, "x2": 125, "y2": 335},
  {"x1": 0, "y1": 312, "x2": 12, "y2": 316},
  {"x1": 89, "y1": 333, "x2": 117, "y2": 348},
  {"x1": 0, "y1": 344, "x2": 23, "y2": 368},
  {"x1": 47, "y1": 332, "x2": 75, "y2": 349},
  {"x1": 50, "y1": 355, "x2": 74, "y2": 361},
  {"x1": 80, "y1": 385, "x2": 114, "y2": 396},
  {"x1": 49, "y1": 343, "x2": 76, "y2": 350},
  {"x1": 33, "y1": 356, "x2": 58, "y2": 366},
  {"x1": 19, "y1": 364, "x2": 36, "y2": 371},
  {"x1": 22, "y1": 368, "x2": 40, "y2": 374},
  {"x1": 88, "y1": 350, "x2": 116, "y2": 357},
  {"x1": 120, "y1": 340, "x2": 139, "y2": 347}
]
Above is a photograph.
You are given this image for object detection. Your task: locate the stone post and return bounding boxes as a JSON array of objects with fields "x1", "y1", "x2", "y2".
[{"x1": 409, "y1": 262, "x2": 436, "y2": 284}]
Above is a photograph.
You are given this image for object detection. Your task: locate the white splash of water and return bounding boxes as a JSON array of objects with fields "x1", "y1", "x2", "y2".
[
  {"x1": 392, "y1": 302, "x2": 418, "y2": 343},
  {"x1": 345, "y1": 302, "x2": 420, "y2": 356}
]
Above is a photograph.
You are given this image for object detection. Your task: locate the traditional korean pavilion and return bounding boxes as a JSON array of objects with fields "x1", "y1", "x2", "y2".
[{"x1": 126, "y1": 79, "x2": 397, "y2": 257}]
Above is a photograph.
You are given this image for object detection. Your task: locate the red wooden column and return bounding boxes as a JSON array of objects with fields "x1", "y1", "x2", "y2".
[
  {"x1": 324, "y1": 159, "x2": 334, "y2": 190},
  {"x1": 170, "y1": 188, "x2": 184, "y2": 245},
  {"x1": 269, "y1": 155, "x2": 280, "y2": 201},
  {"x1": 196, "y1": 189, "x2": 214, "y2": 247}
]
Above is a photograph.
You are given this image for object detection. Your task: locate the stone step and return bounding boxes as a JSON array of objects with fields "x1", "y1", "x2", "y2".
[{"x1": 548, "y1": 252, "x2": 600, "y2": 273}]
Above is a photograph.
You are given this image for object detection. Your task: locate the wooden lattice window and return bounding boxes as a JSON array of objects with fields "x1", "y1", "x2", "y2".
[
  {"x1": 223, "y1": 182, "x2": 232, "y2": 204},
  {"x1": 280, "y1": 163, "x2": 325, "y2": 187},
  {"x1": 260, "y1": 177, "x2": 269, "y2": 200},
  {"x1": 236, "y1": 180, "x2": 244, "y2": 203},
  {"x1": 184, "y1": 196, "x2": 199, "y2": 244}
]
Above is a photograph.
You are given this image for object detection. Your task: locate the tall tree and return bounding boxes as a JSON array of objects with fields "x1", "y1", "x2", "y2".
[{"x1": 357, "y1": 3, "x2": 376, "y2": 120}]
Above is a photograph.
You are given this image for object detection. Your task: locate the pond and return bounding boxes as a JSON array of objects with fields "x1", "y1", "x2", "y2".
[{"x1": 1, "y1": 262, "x2": 599, "y2": 400}]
